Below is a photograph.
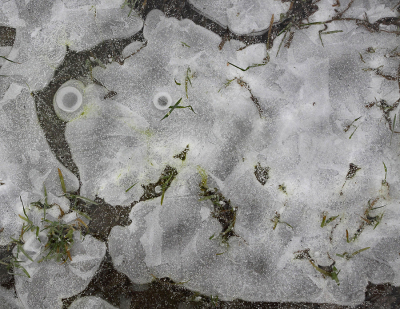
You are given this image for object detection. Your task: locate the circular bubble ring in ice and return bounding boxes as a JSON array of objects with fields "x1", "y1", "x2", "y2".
[
  {"x1": 56, "y1": 87, "x2": 82, "y2": 112},
  {"x1": 153, "y1": 92, "x2": 172, "y2": 110},
  {"x1": 53, "y1": 80, "x2": 85, "y2": 122}
]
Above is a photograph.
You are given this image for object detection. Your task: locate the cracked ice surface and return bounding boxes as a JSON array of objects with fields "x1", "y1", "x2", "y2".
[
  {"x1": 0, "y1": 0, "x2": 399, "y2": 307},
  {"x1": 0, "y1": 0, "x2": 142, "y2": 90},
  {"x1": 106, "y1": 7, "x2": 399, "y2": 306}
]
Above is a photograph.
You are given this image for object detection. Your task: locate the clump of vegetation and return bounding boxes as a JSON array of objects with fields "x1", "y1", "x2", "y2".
[
  {"x1": 39, "y1": 217, "x2": 87, "y2": 263},
  {"x1": 346, "y1": 198, "x2": 385, "y2": 243},
  {"x1": 198, "y1": 167, "x2": 239, "y2": 245},
  {"x1": 0, "y1": 197, "x2": 41, "y2": 278},
  {"x1": 1, "y1": 168, "x2": 94, "y2": 275},
  {"x1": 294, "y1": 249, "x2": 340, "y2": 285},
  {"x1": 218, "y1": 78, "x2": 235, "y2": 93},
  {"x1": 382, "y1": 161, "x2": 388, "y2": 186},
  {"x1": 31, "y1": 169, "x2": 94, "y2": 221},
  {"x1": 35, "y1": 169, "x2": 92, "y2": 263},
  {"x1": 140, "y1": 165, "x2": 178, "y2": 204},
  {"x1": 210, "y1": 295, "x2": 219, "y2": 307},
  {"x1": 310, "y1": 260, "x2": 340, "y2": 285}
]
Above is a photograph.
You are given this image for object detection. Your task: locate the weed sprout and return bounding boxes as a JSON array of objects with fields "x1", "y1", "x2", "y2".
[
  {"x1": 294, "y1": 249, "x2": 340, "y2": 285},
  {"x1": 39, "y1": 218, "x2": 87, "y2": 264}
]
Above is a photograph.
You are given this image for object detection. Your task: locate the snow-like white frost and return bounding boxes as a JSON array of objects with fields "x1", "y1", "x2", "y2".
[
  {"x1": 0, "y1": 0, "x2": 399, "y2": 307},
  {"x1": 69, "y1": 296, "x2": 118, "y2": 309}
]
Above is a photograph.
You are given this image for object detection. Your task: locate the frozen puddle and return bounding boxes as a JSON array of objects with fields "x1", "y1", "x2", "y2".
[{"x1": 0, "y1": 0, "x2": 400, "y2": 308}]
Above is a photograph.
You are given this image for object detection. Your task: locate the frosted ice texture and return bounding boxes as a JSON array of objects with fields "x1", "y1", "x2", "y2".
[
  {"x1": 105, "y1": 9, "x2": 400, "y2": 306},
  {"x1": 0, "y1": 0, "x2": 143, "y2": 90},
  {"x1": 0, "y1": 286, "x2": 24, "y2": 309},
  {"x1": 189, "y1": 0, "x2": 231, "y2": 27},
  {"x1": 69, "y1": 296, "x2": 118, "y2": 309},
  {"x1": 0, "y1": 0, "x2": 399, "y2": 308}
]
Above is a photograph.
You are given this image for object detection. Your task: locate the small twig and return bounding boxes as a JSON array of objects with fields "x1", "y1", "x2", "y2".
[
  {"x1": 116, "y1": 41, "x2": 147, "y2": 65},
  {"x1": 227, "y1": 62, "x2": 266, "y2": 72},
  {"x1": 335, "y1": 0, "x2": 354, "y2": 19},
  {"x1": 266, "y1": 14, "x2": 275, "y2": 50},
  {"x1": 236, "y1": 78, "x2": 264, "y2": 118}
]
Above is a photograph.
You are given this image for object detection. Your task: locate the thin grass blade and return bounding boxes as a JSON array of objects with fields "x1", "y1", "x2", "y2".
[{"x1": 58, "y1": 168, "x2": 67, "y2": 193}]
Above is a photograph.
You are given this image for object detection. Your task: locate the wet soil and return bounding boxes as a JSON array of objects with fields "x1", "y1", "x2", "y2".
[
  {"x1": 0, "y1": 245, "x2": 16, "y2": 292},
  {"x1": 0, "y1": 26, "x2": 16, "y2": 47}
]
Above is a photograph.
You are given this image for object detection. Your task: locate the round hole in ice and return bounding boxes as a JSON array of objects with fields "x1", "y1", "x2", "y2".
[
  {"x1": 55, "y1": 86, "x2": 83, "y2": 112},
  {"x1": 62, "y1": 92, "x2": 78, "y2": 109},
  {"x1": 158, "y1": 96, "x2": 169, "y2": 107},
  {"x1": 153, "y1": 92, "x2": 172, "y2": 110}
]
